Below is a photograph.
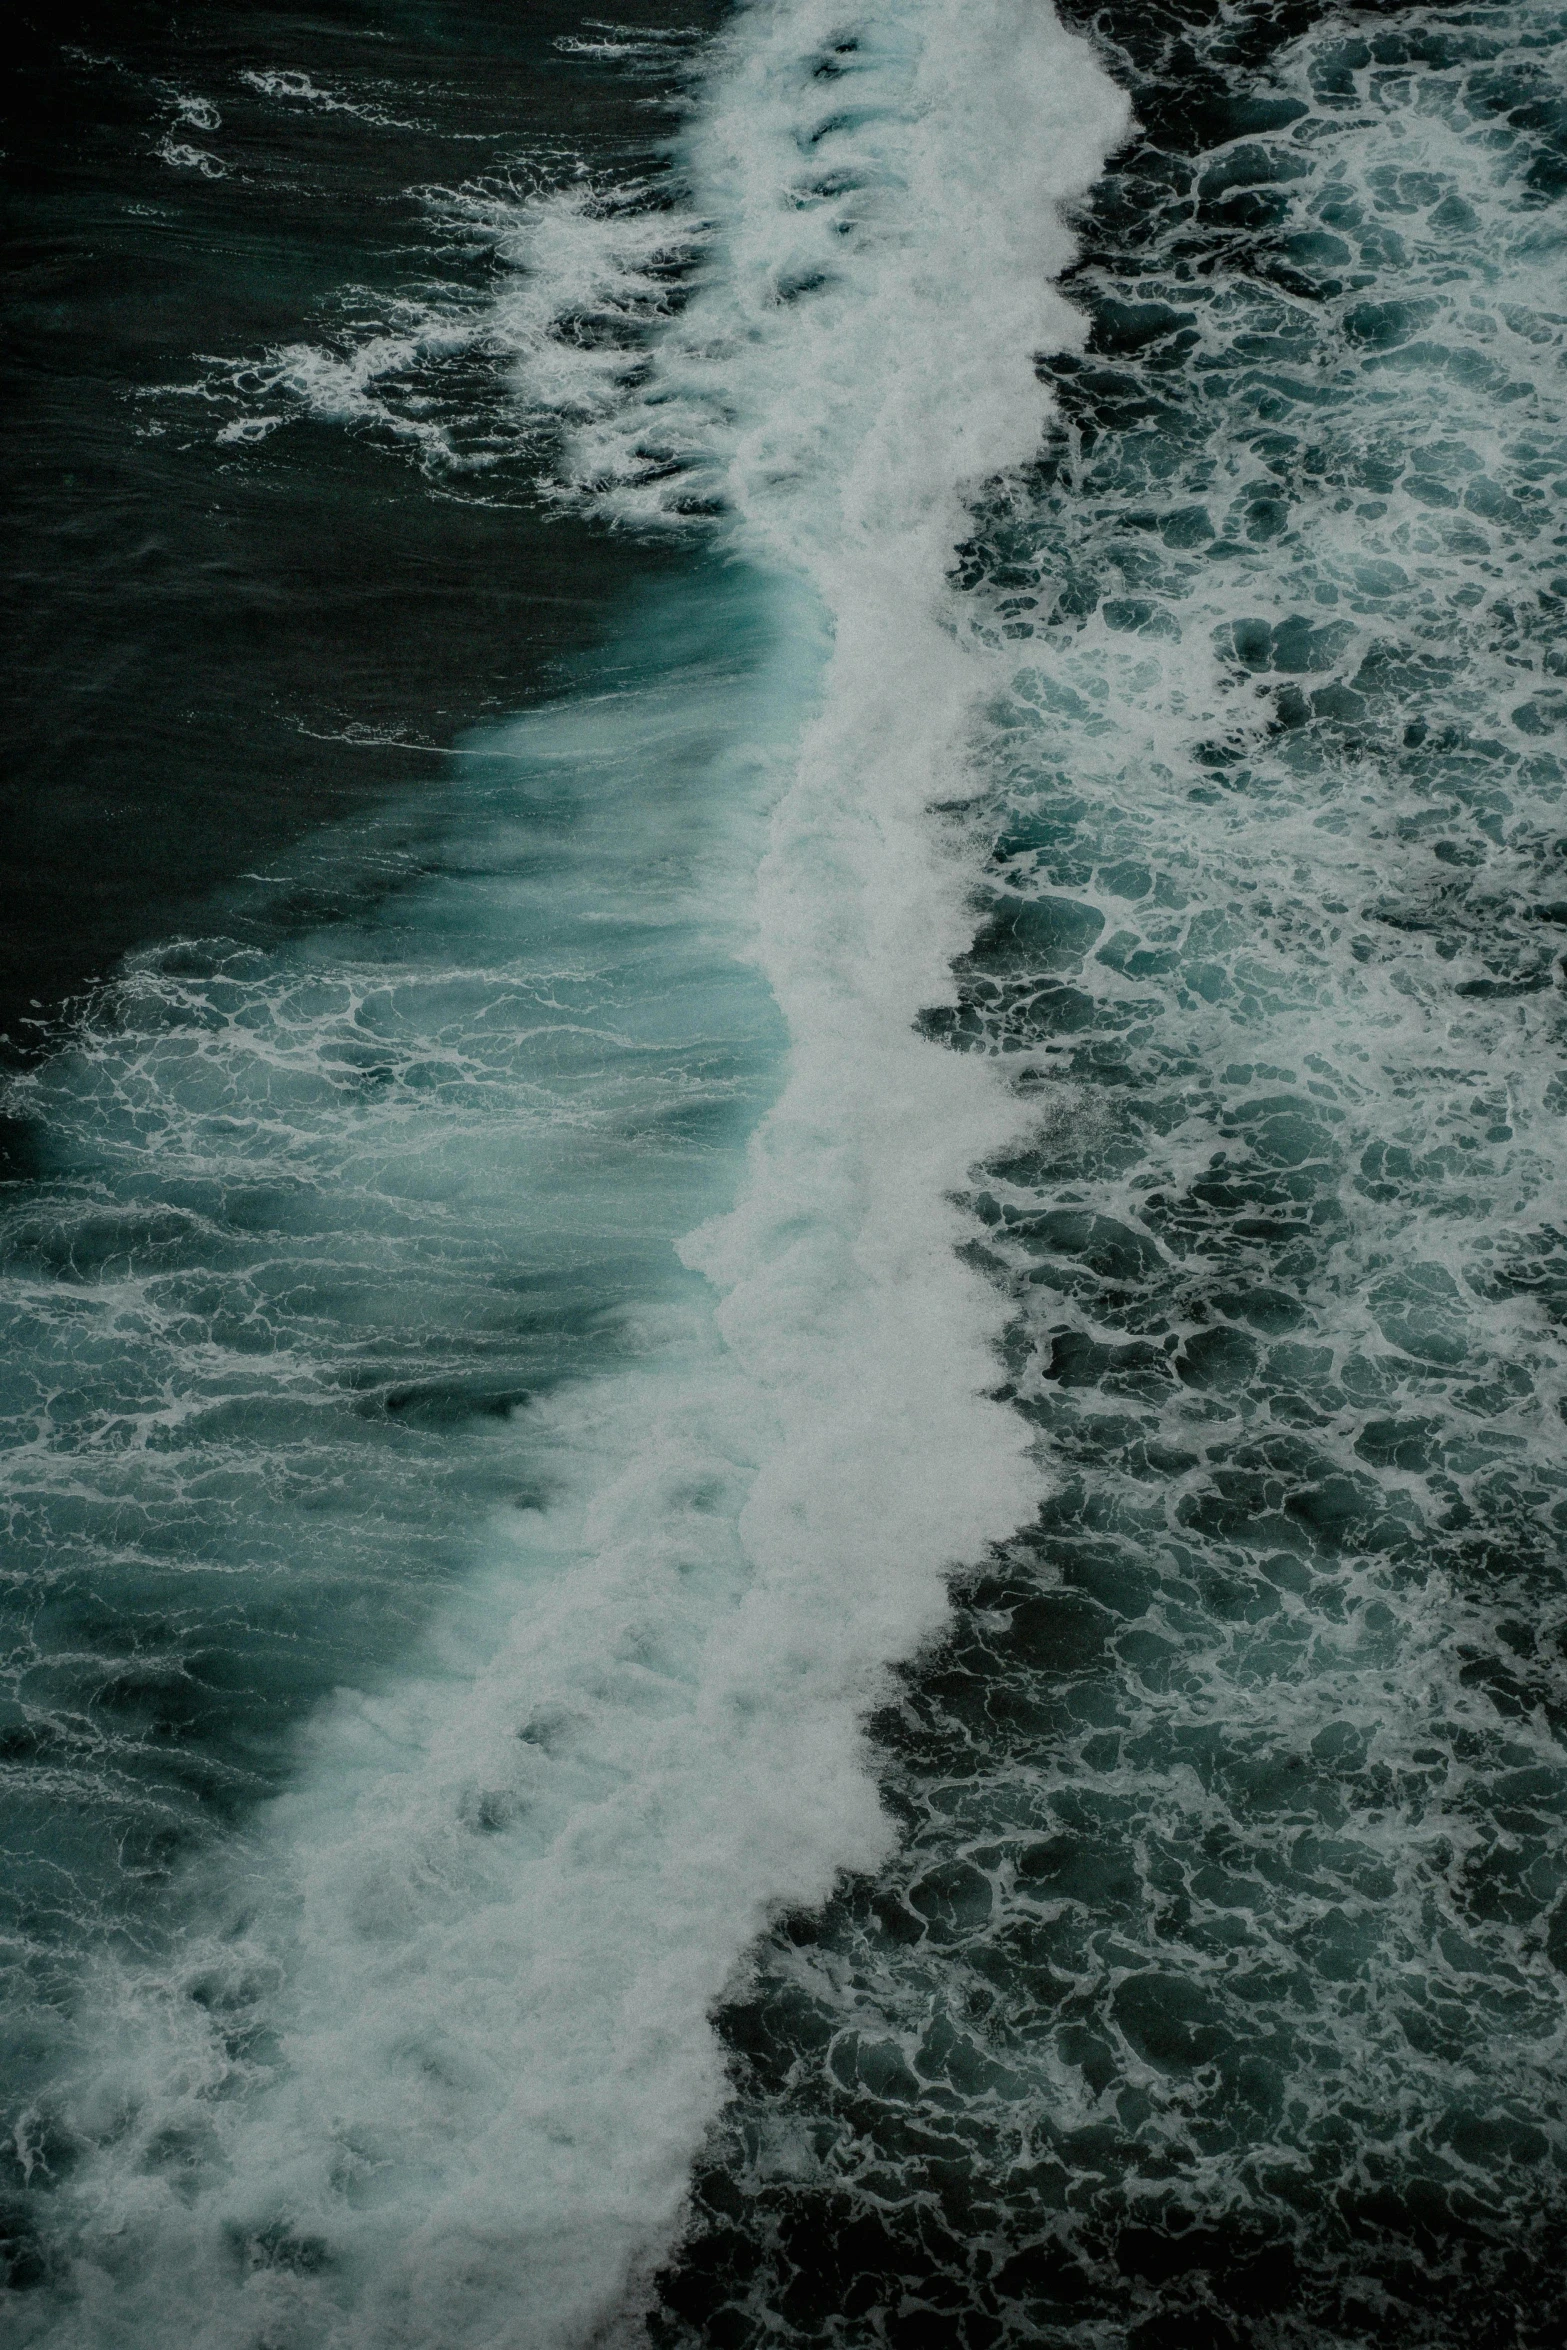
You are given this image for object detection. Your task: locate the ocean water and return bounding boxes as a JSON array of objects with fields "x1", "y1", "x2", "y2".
[
  {"x1": 2, "y1": 4, "x2": 1565, "y2": 2348},
  {"x1": 1, "y1": 0, "x2": 709, "y2": 1065}
]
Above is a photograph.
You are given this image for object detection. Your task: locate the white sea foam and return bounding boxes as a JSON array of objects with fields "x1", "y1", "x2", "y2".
[
  {"x1": 156, "y1": 135, "x2": 226, "y2": 177},
  {"x1": 554, "y1": 20, "x2": 706, "y2": 64},
  {"x1": 19, "y1": 6, "x2": 1126, "y2": 2344},
  {"x1": 239, "y1": 69, "x2": 432, "y2": 134},
  {"x1": 182, "y1": 178, "x2": 706, "y2": 472}
]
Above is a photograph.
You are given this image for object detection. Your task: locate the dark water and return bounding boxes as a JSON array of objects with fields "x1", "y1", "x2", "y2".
[
  {"x1": 3, "y1": 6, "x2": 764, "y2": 2325},
  {"x1": 2, "y1": 0, "x2": 708, "y2": 1069}
]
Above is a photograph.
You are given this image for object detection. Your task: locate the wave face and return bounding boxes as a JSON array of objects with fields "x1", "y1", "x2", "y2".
[
  {"x1": 3, "y1": 6, "x2": 1125, "y2": 2346},
  {"x1": 652, "y1": 4, "x2": 1567, "y2": 2345}
]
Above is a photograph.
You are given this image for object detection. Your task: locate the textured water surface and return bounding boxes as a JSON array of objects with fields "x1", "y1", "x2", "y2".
[
  {"x1": 654, "y1": 5, "x2": 1567, "y2": 2344},
  {"x1": 1, "y1": 0, "x2": 712, "y2": 1054},
  {"x1": 2, "y1": 3, "x2": 1564, "y2": 2346}
]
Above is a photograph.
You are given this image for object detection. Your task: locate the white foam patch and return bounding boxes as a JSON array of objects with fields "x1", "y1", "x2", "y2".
[
  {"x1": 239, "y1": 69, "x2": 432, "y2": 134},
  {"x1": 554, "y1": 20, "x2": 707, "y2": 64},
  {"x1": 156, "y1": 135, "x2": 226, "y2": 177},
  {"x1": 177, "y1": 174, "x2": 705, "y2": 473}
]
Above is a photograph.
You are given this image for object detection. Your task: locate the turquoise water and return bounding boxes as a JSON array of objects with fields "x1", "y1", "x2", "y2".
[{"x1": 1, "y1": 567, "x2": 799, "y2": 2330}]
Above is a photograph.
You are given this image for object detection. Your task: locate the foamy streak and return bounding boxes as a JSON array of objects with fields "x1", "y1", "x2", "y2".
[
  {"x1": 194, "y1": 182, "x2": 707, "y2": 470},
  {"x1": 35, "y1": 8, "x2": 1124, "y2": 2344}
]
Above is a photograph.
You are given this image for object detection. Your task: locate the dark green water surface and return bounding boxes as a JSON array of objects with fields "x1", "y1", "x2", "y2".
[{"x1": 2, "y1": 0, "x2": 714, "y2": 1068}]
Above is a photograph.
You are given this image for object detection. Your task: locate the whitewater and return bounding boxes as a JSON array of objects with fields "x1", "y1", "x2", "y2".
[{"x1": 3, "y1": 4, "x2": 1128, "y2": 2342}]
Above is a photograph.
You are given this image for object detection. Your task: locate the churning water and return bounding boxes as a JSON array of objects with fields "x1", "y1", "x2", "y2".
[{"x1": 3, "y1": 4, "x2": 1565, "y2": 2346}]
